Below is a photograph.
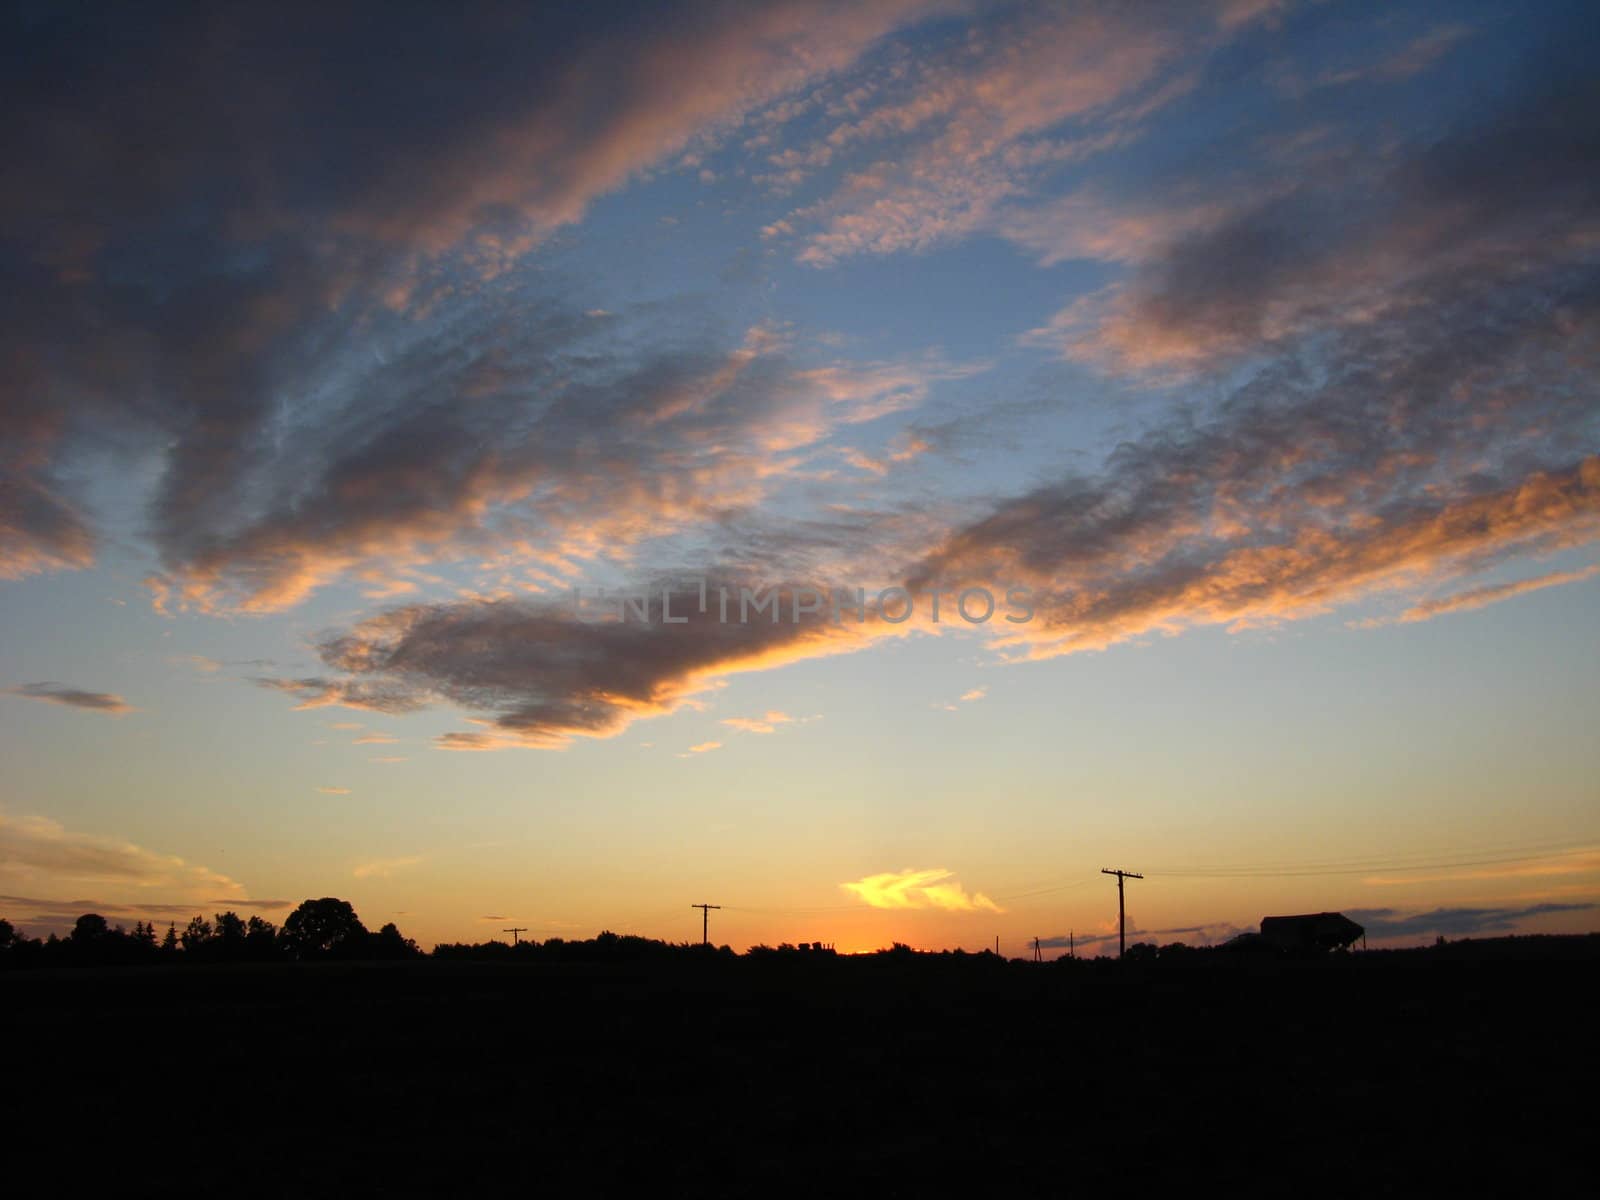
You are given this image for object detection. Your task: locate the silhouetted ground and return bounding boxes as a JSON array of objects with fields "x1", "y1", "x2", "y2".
[{"x1": 7, "y1": 936, "x2": 1595, "y2": 1195}]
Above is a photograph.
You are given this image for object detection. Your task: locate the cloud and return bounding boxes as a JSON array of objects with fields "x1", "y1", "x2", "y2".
[
  {"x1": 1276, "y1": 24, "x2": 1474, "y2": 96},
  {"x1": 262, "y1": 579, "x2": 917, "y2": 749},
  {"x1": 721, "y1": 710, "x2": 796, "y2": 734},
  {"x1": 0, "y1": 813, "x2": 243, "y2": 896},
  {"x1": 353, "y1": 734, "x2": 400, "y2": 745},
  {"x1": 316, "y1": 787, "x2": 351, "y2": 796},
  {"x1": 1357, "y1": 566, "x2": 1600, "y2": 628},
  {"x1": 1347, "y1": 903, "x2": 1597, "y2": 941},
  {"x1": 685, "y1": 741, "x2": 723, "y2": 755},
  {"x1": 352, "y1": 856, "x2": 424, "y2": 880},
  {"x1": 841, "y1": 867, "x2": 1003, "y2": 913},
  {"x1": 1026, "y1": 50, "x2": 1600, "y2": 377},
  {"x1": 135, "y1": 5, "x2": 1598, "y2": 742},
  {"x1": 908, "y1": 53, "x2": 1600, "y2": 662},
  {"x1": 255, "y1": 677, "x2": 431, "y2": 716},
  {"x1": 959, "y1": 687, "x2": 986, "y2": 702},
  {"x1": 6, "y1": 682, "x2": 134, "y2": 715},
  {"x1": 126, "y1": 306, "x2": 971, "y2": 614},
  {"x1": 771, "y1": 4, "x2": 1222, "y2": 267},
  {"x1": 913, "y1": 455, "x2": 1600, "y2": 660},
  {"x1": 0, "y1": 1, "x2": 948, "y2": 601}
]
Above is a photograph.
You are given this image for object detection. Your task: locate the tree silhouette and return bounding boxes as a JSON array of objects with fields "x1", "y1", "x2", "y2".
[
  {"x1": 280, "y1": 898, "x2": 368, "y2": 959},
  {"x1": 245, "y1": 915, "x2": 279, "y2": 960},
  {"x1": 71, "y1": 913, "x2": 110, "y2": 943},
  {"x1": 181, "y1": 915, "x2": 214, "y2": 953},
  {"x1": 215, "y1": 911, "x2": 247, "y2": 947}
]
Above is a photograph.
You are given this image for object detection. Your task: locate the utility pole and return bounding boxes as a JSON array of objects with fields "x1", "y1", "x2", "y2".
[
  {"x1": 503, "y1": 927, "x2": 527, "y2": 945},
  {"x1": 1032, "y1": 936, "x2": 1042, "y2": 963},
  {"x1": 1070, "y1": 930, "x2": 1074, "y2": 959},
  {"x1": 691, "y1": 903, "x2": 720, "y2": 947},
  {"x1": 1101, "y1": 868, "x2": 1143, "y2": 958}
]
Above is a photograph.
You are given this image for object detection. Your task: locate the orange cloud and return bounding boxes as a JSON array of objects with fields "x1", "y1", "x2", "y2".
[
  {"x1": 721, "y1": 711, "x2": 796, "y2": 734},
  {"x1": 1357, "y1": 565, "x2": 1600, "y2": 627},
  {"x1": 841, "y1": 867, "x2": 1003, "y2": 913}
]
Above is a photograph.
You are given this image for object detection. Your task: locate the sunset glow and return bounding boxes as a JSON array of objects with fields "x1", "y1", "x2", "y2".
[{"x1": 3, "y1": 0, "x2": 1597, "y2": 957}]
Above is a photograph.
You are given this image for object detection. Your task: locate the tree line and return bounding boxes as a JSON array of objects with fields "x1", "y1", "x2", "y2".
[{"x1": 0, "y1": 897, "x2": 419, "y2": 968}]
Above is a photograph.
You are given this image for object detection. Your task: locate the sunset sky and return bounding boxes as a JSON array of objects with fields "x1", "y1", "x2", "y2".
[{"x1": 3, "y1": 0, "x2": 1597, "y2": 954}]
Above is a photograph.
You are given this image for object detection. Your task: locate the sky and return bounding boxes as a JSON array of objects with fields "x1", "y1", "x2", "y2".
[{"x1": 2, "y1": 0, "x2": 1598, "y2": 954}]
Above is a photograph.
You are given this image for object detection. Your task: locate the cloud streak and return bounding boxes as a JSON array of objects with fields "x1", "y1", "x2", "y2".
[
  {"x1": 0, "y1": 813, "x2": 242, "y2": 897},
  {"x1": 1359, "y1": 566, "x2": 1600, "y2": 628},
  {"x1": 5, "y1": 683, "x2": 134, "y2": 715},
  {"x1": 1347, "y1": 903, "x2": 1596, "y2": 941}
]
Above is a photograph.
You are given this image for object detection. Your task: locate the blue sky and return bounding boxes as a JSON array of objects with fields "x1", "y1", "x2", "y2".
[{"x1": 2, "y1": 0, "x2": 1597, "y2": 951}]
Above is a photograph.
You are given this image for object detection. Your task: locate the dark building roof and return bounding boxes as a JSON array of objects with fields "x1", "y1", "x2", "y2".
[{"x1": 1259, "y1": 912, "x2": 1365, "y2": 952}]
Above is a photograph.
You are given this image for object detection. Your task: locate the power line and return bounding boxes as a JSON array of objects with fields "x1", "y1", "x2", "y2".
[
  {"x1": 502, "y1": 926, "x2": 527, "y2": 945},
  {"x1": 1139, "y1": 838, "x2": 1600, "y2": 883},
  {"x1": 1144, "y1": 842, "x2": 1600, "y2": 880}
]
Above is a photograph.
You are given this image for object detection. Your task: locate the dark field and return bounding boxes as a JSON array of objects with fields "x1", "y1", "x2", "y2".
[{"x1": 7, "y1": 938, "x2": 1596, "y2": 1195}]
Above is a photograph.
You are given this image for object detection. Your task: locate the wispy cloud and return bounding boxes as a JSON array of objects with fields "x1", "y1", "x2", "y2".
[
  {"x1": 6, "y1": 682, "x2": 134, "y2": 715},
  {"x1": 0, "y1": 813, "x2": 243, "y2": 897},
  {"x1": 1355, "y1": 566, "x2": 1600, "y2": 628},
  {"x1": 841, "y1": 867, "x2": 1002, "y2": 913},
  {"x1": 770, "y1": 5, "x2": 1218, "y2": 267},
  {"x1": 352, "y1": 855, "x2": 423, "y2": 880},
  {"x1": 316, "y1": 786, "x2": 351, "y2": 796},
  {"x1": 721, "y1": 710, "x2": 796, "y2": 734}
]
